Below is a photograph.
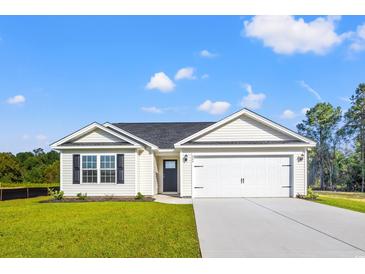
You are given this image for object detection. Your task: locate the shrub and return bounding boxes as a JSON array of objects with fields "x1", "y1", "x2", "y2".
[
  {"x1": 135, "y1": 192, "x2": 144, "y2": 200},
  {"x1": 306, "y1": 187, "x2": 319, "y2": 200},
  {"x1": 48, "y1": 188, "x2": 64, "y2": 200},
  {"x1": 296, "y1": 187, "x2": 319, "y2": 200},
  {"x1": 76, "y1": 192, "x2": 87, "y2": 200}
]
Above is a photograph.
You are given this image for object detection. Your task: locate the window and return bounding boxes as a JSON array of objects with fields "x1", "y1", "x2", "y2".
[
  {"x1": 165, "y1": 160, "x2": 176, "y2": 169},
  {"x1": 82, "y1": 155, "x2": 97, "y2": 183},
  {"x1": 100, "y1": 155, "x2": 116, "y2": 183},
  {"x1": 80, "y1": 154, "x2": 117, "y2": 184}
]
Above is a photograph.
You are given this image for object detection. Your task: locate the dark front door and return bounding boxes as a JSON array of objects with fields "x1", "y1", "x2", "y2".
[{"x1": 163, "y1": 160, "x2": 178, "y2": 192}]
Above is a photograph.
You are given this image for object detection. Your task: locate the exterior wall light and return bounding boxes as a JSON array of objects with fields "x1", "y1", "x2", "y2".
[{"x1": 183, "y1": 154, "x2": 188, "y2": 163}]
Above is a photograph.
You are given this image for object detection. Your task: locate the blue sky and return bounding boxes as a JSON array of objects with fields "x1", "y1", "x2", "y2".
[{"x1": 1, "y1": 16, "x2": 365, "y2": 153}]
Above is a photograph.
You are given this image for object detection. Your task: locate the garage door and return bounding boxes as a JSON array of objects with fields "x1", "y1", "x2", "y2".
[{"x1": 193, "y1": 156, "x2": 291, "y2": 198}]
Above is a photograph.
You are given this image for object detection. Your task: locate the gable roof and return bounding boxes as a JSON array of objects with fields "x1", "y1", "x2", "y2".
[
  {"x1": 111, "y1": 122, "x2": 214, "y2": 149},
  {"x1": 50, "y1": 122, "x2": 142, "y2": 149},
  {"x1": 174, "y1": 108, "x2": 316, "y2": 147},
  {"x1": 51, "y1": 108, "x2": 316, "y2": 150}
]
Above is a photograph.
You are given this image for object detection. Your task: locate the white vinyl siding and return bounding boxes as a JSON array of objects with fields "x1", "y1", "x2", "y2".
[
  {"x1": 195, "y1": 115, "x2": 292, "y2": 142},
  {"x1": 180, "y1": 151, "x2": 193, "y2": 197},
  {"x1": 294, "y1": 152, "x2": 306, "y2": 196},
  {"x1": 153, "y1": 154, "x2": 159, "y2": 195},
  {"x1": 180, "y1": 147, "x2": 307, "y2": 197},
  {"x1": 137, "y1": 149, "x2": 154, "y2": 195},
  {"x1": 61, "y1": 149, "x2": 136, "y2": 196},
  {"x1": 73, "y1": 129, "x2": 123, "y2": 143}
]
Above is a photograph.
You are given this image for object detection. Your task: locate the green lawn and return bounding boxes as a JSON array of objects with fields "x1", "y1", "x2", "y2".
[
  {"x1": 0, "y1": 197, "x2": 201, "y2": 258},
  {"x1": 314, "y1": 191, "x2": 365, "y2": 213}
]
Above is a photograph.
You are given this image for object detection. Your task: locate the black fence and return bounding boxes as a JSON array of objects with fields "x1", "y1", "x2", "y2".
[{"x1": 0, "y1": 187, "x2": 60, "y2": 201}]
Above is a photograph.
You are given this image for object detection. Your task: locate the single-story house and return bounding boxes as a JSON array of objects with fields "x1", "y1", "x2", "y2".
[{"x1": 51, "y1": 108, "x2": 315, "y2": 198}]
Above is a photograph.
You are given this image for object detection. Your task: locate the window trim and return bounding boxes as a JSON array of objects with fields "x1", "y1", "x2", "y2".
[
  {"x1": 81, "y1": 155, "x2": 98, "y2": 184},
  {"x1": 80, "y1": 153, "x2": 117, "y2": 184}
]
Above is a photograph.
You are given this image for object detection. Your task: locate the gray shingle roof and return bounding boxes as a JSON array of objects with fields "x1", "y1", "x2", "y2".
[{"x1": 112, "y1": 122, "x2": 214, "y2": 149}]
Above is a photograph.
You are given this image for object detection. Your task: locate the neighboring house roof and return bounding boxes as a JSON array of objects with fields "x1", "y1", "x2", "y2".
[{"x1": 112, "y1": 122, "x2": 214, "y2": 149}]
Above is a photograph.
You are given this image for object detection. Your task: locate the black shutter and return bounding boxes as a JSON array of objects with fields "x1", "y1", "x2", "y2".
[
  {"x1": 73, "y1": 154, "x2": 80, "y2": 184},
  {"x1": 117, "y1": 154, "x2": 124, "y2": 184}
]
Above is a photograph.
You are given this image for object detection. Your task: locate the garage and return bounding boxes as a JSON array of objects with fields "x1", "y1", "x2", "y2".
[{"x1": 193, "y1": 155, "x2": 292, "y2": 198}]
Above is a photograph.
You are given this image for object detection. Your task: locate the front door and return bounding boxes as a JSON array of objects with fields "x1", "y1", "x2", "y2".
[{"x1": 163, "y1": 160, "x2": 178, "y2": 192}]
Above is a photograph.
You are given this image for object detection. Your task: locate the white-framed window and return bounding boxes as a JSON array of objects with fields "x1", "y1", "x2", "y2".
[
  {"x1": 81, "y1": 154, "x2": 116, "y2": 184},
  {"x1": 82, "y1": 155, "x2": 97, "y2": 183},
  {"x1": 100, "y1": 155, "x2": 116, "y2": 183}
]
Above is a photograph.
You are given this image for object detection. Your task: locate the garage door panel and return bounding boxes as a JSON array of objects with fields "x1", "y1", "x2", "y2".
[
  {"x1": 194, "y1": 158, "x2": 220, "y2": 197},
  {"x1": 193, "y1": 156, "x2": 291, "y2": 198},
  {"x1": 241, "y1": 157, "x2": 291, "y2": 197},
  {"x1": 194, "y1": 157, "x2": 243, "y2": 197}
]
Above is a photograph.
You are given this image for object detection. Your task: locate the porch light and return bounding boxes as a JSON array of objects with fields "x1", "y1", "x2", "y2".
[
  {"x1": 183, "y1": 154, "x2": 188, "y2": 163},
  {"x1": 297, "y1": 154, "x2": 304, "y2": 162}
]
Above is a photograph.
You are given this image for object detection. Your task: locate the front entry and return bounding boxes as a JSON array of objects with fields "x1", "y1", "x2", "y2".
[{"x1": 163, "y1": 160, "x2": 178, "y2": 192}]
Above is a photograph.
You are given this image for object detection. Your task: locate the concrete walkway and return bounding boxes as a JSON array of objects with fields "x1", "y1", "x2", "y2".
[
  {"x1": 193, "y1": 198, "x2": 365, "y2": 258},
  {"x1": 153, "y1": 194, "x2": 192, "y2": 204}
]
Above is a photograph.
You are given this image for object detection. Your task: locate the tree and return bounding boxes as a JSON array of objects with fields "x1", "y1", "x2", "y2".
[
  {"x1": 0, "y1": 153, "x2": 22, "y2": 183},
  {"x1": 2, "y1": 149, "x2": 60, "y2": 185},
  {"x1": 33, "y1": 148, "x2": 45, "y2": 156},
  {"x1": 297, "y1": 103, "x2": 342, "y2": 189},
  {"x1": 343, "y1": 83, "x2": 365, "y2": 192},
  {"x1": 44, "y1": 160, "x2": 60, "y2": 184}
]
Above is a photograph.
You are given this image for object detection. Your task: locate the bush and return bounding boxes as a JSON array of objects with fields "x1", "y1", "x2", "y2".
[
  {"x1": 76, "y1": 192, "x2": 87, "y2": 200},
  {"x1": 135, "y1": 192, "x2": 144, "y2": 200},
  {"x1": 306, "y1": 187, "x2": 319, "y2": 200},
  {"x1": 48, "y1": 188, "x2": 64, "y2": 200},
  {"x1": 296, "y1": 187, "x2": 319, "y2": 200}
]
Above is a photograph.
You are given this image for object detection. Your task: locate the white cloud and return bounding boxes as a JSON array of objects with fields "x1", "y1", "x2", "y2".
[
  {"x1": 299, "y1": 80, "x2": 322, "y2": 101},
  {"x1": 349, "y1": 23, "x2": 365, "y2": 52},
  {"x1": 6, "y1": 94, "x2": 26, "y2": 105},
  {"x1": 145, "y1": 72, "x2": 175, "y2": 92},
  {"x1": 198, "y1": 100, "x2": 230, "y2": 115},
  {"x1": 339, "y1": 96, "x2": 351, "y2": 103},
  {"x1": 175, "y1": 67, "x2": 196, "y2": 80},
  {"x1": 243, "y1": 16, "x2": 348, "y2": 55},
  {"x1": 199, "y1": 49, "x2": 217, "y2": 58},
  {"x1": 201, "y1": 74, "x2": 209, "y2": 79},
  {"x1": 22, "y1": 134, "x2": 30, "y2": 140},
  {"x1": 240, "y1": 84, "x2": 266, "y2": 110},
  {"x1": 281, "y1": 109, "x2": 296, "y2": 119},
  {"x1": 35, "y1": 134, "x2": 47, "y2": 141},
  {"x1": 141, "y1": 106, "x2": 163, "y2": 114},
  {"x1": 301, "y1": 107, "x2": 310, "y2": 115}
]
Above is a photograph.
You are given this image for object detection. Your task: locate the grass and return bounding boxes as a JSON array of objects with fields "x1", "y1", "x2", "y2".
[
  {"x1": 0, "y1": 182, "x2": 60, "y2": 189},
  {"x1": 0, "y1": 197, "x2": 201, "y2": 258},
  {"x1": 314, "y1": 191, "x2": 365, "y2": 213}
]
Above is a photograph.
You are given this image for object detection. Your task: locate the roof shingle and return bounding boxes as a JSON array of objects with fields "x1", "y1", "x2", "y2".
[{"x1": 112, "y1": 122, "x2": 214, "y2": 149}]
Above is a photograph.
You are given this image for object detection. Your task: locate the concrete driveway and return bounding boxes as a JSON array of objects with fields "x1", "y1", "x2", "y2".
[{"x1": 193, "y1": 198, "x2": 365, "y2": 258}]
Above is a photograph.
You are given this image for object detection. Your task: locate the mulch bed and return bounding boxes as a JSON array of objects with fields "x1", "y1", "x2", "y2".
[{"x1": 40, "y1": 196, "x2": 155, "y2": 203}]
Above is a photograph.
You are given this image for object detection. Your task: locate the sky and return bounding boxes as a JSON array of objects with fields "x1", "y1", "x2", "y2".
[{"x1": 1, "y1": 15, "x2": 365, "y2": 153}]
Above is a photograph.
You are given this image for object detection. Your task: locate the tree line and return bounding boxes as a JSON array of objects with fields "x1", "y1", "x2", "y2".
[
  {"x1": 0, "y1": 148, "x2": 59, "y2": 185},
  {"x1": 298, "y1": 83, "x2": 365, "y2": 192}
]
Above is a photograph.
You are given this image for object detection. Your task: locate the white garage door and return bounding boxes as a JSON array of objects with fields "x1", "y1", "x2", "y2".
[{"x1": 193, "y1": 156, "x2": 291, "y2": 198}]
